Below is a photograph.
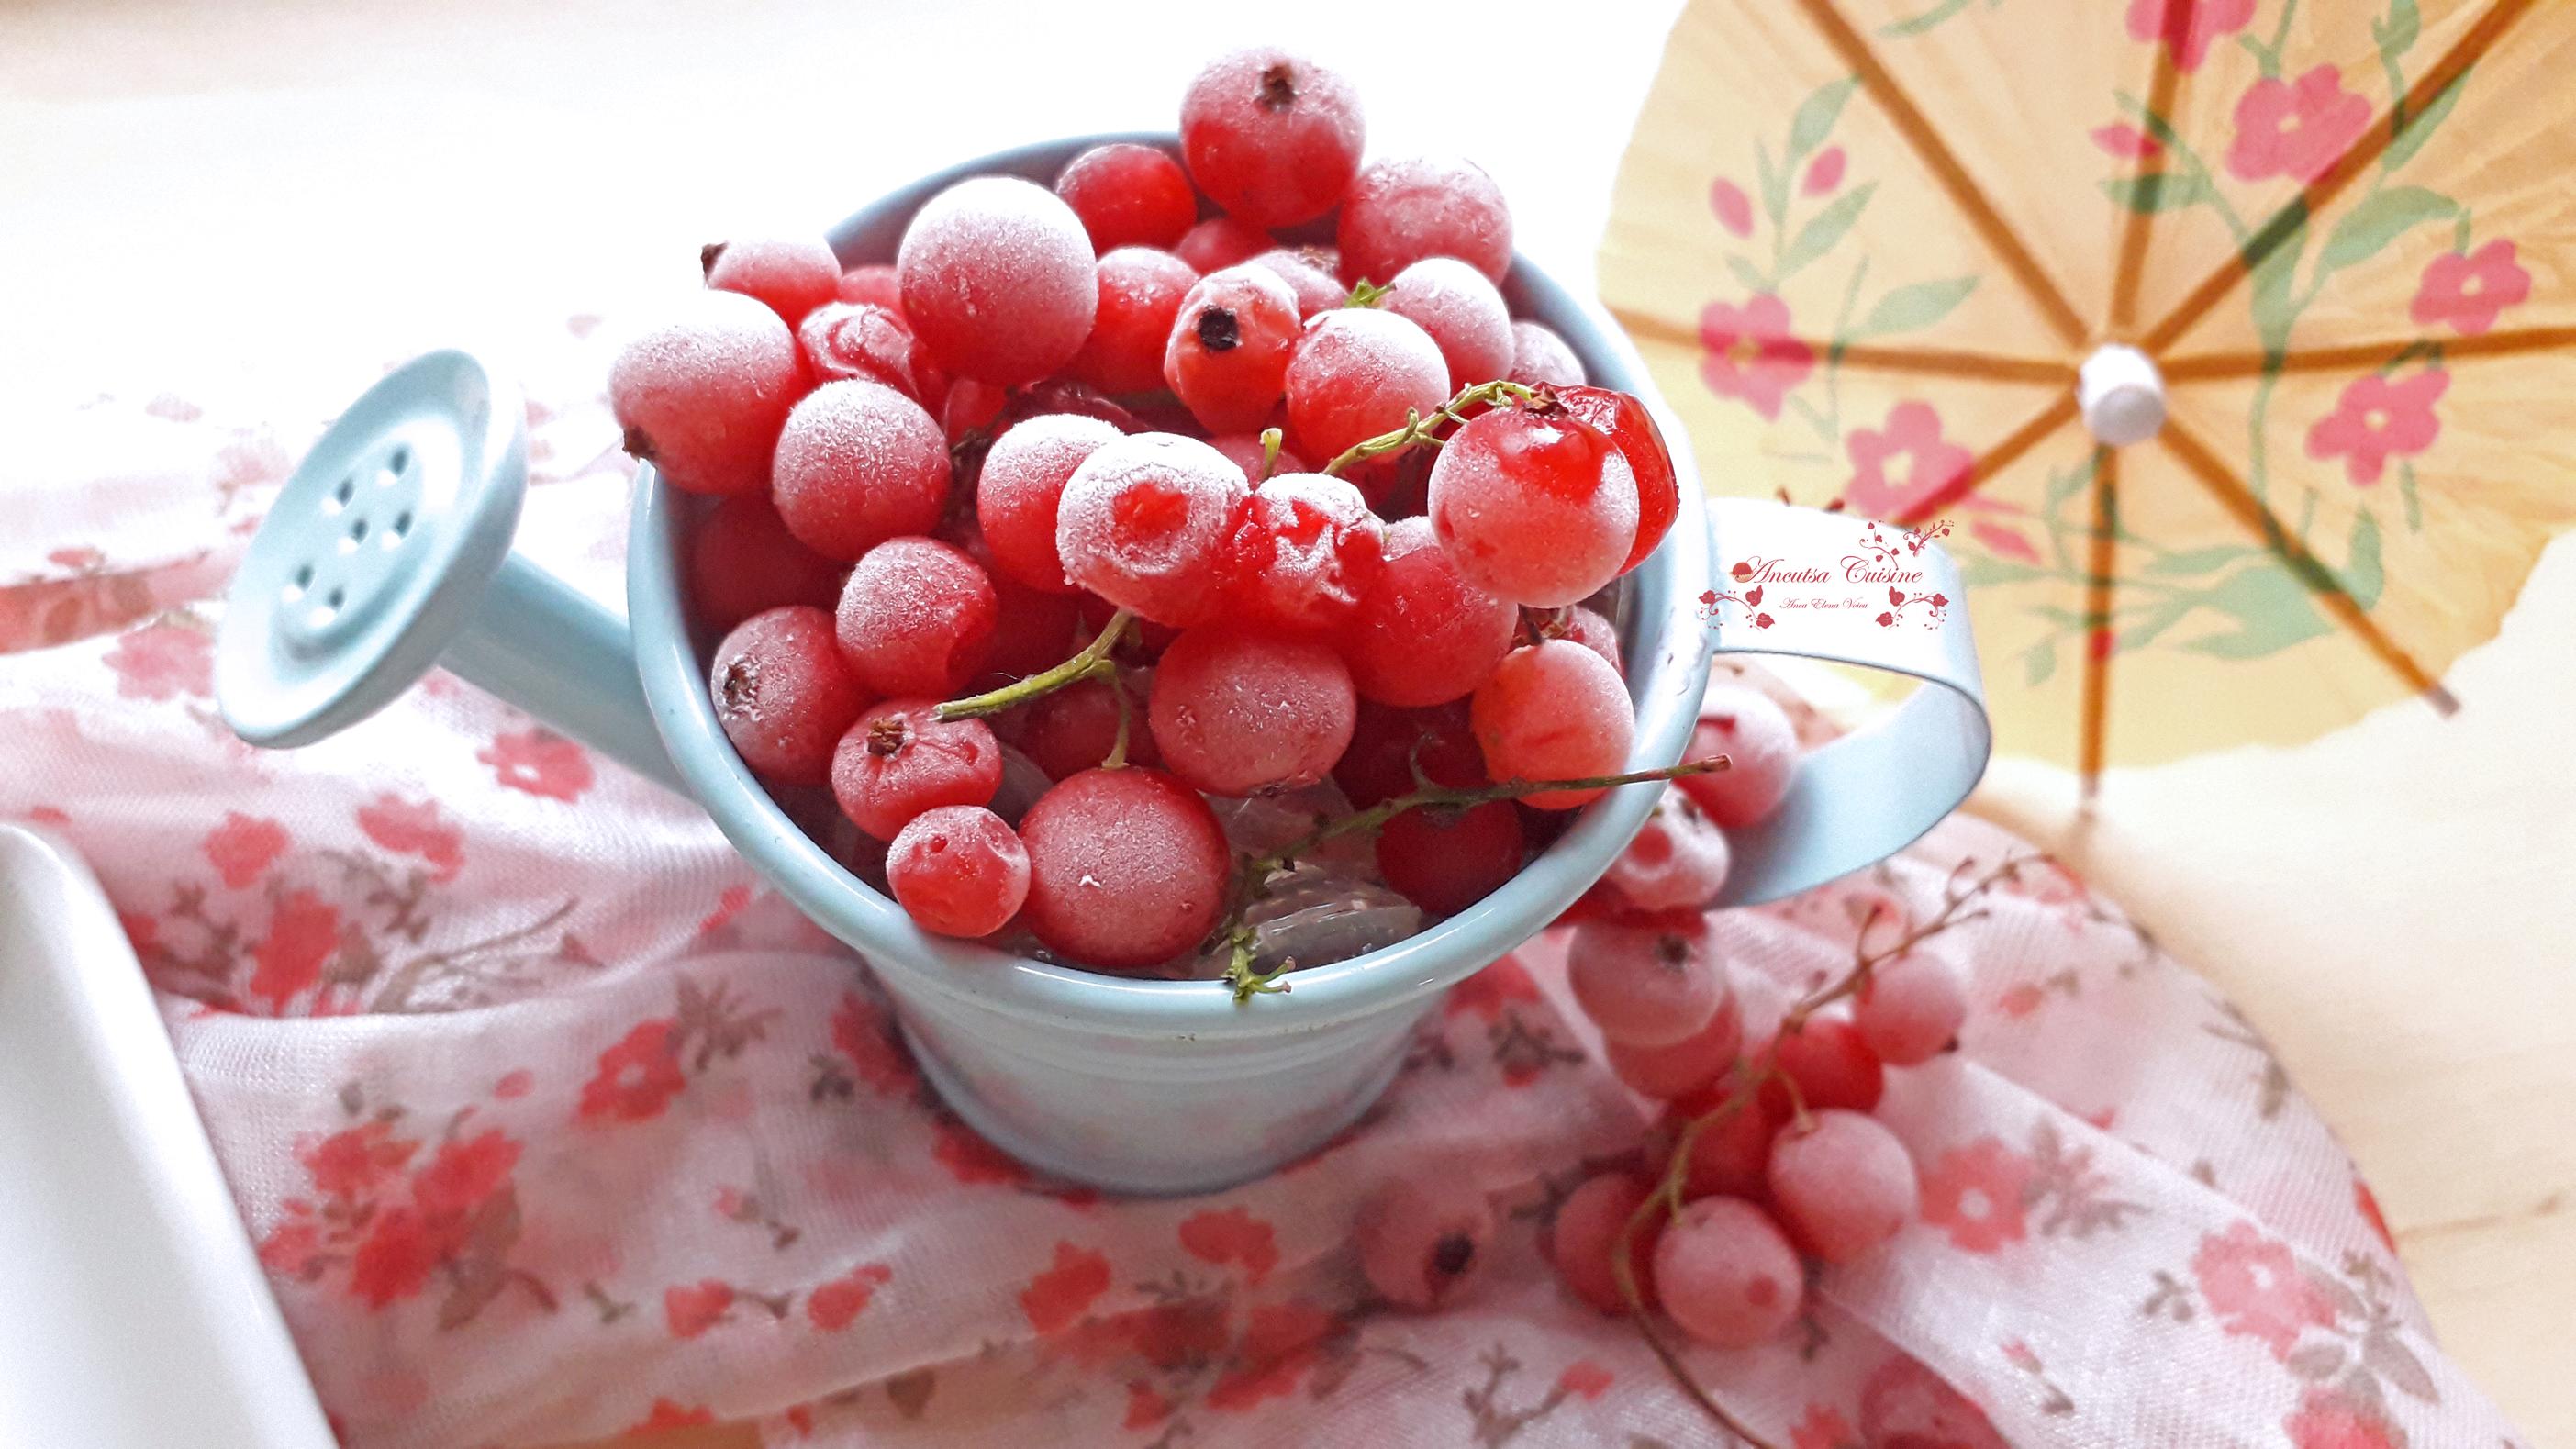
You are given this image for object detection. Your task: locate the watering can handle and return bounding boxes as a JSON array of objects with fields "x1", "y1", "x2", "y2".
[{"x1": 1699, "y1": 496, "x2": 1991, "y2": 908}]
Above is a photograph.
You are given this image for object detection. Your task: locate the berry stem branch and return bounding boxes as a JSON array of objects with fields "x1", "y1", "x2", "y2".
[
  {"x1": 931, "y1": 609, "x2": 1134, "y2": 722},
  {"x1": 1321, "y1": 379, "x2": 1540, "y2": 476},
  {"x1": 1779, "y1": 854, "x2": 2029, "y2": 1031}
]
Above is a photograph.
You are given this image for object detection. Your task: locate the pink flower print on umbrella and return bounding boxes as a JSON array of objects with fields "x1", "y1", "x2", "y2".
[
  {"x1": 2411, "y1": 240, "x2": 2531, "y2": 337},
  {"x1": 1698, "y1": 295, "x2": 1815, "y2": 420},
  {"x1": 2306, "y1": 369, "x2": 2448, "y2": 486},
  {"x1": 2226, "y1": 66, "x2": 2370, "y2": 184}
]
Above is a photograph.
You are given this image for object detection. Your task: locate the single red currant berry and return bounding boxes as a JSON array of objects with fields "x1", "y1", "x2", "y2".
[
  {"x1": 1428, "y1": 407, "x2": 1639, "y2": 607},
  {"x1": 1672, "y1": 1071, "x2": 1791, "y2": 1199},
  {"x1": 1206, "y1": 431, "x2": 1307, "y2": 484},
  {"x1": 1507, "y1": 320, "x2": 1588, "y2": 387},
  {"x1": 611, "y1": 291, "x2": 808, "y2": 497},
  {"x1": 887, "y1": 805, "x2": 1030, "y2": 938},
  {"x1": 1179, "y1": 47, "x2": 1366, "y2": 228},
  {"x1": 1333, "y1": 700, "x2": 1486, "y2": 808},
  {"x1": 1054, "y1": 142, "x2": 1197, "y2": 253},
  {"x1": 703, "y1": 236, "x2": 841, "y2": 327},
  {"x1": 796, "y1": 301, "x2": 948, "y2": 409},
  {"x1": 1653, "y1": 1197, "x2": 1805, "y2": 1349},
  {"x1": 1767, "y1": 1109, "x2": 1919, "y2": 1264},
  {"x1": 1284, "y1": 308, "x2": 1448, "y2": 465},
  {"x1": 1147, "y1": 627, "x2": 1355, "y2": 797},
  {"x1": 1164, "y1": 264, "x2": 1302, "y2": 433},
  {"x1": 1338, "y1": 155, "x2": 1513, "y2": 285},
  {"x1": 834, "y1": 536, "x2": 998, "y2": 697},
  {"x1": 1344, "y1": 518, "x2": 1519, "y2": 708},
  {"x1": 1548, "y1": 1172, "x2": 1661, "y2": 1315},
  {"x1": 1604, "y1": 992, "x2": 1742, "y2": 1101},
  {"x1": 709, "y1": 606, "x2": 869, "y2": 786},
  {"x1": 1381, "y1": 257, "x2": 1513, "y2": 391},
  {"x1": 1009, "y1": 674, "x2": 1155, "y2": 781},
  {"x1": 1470, "y1": 641, "x2": 1636, "y2": 809},
  {"x1": 836, "y1": 262, "x2": 901, "y2": 309},
  {"x1": 1069, "y1": 247, "x2": 1198, "y2": 396},
  {"x1": 1555, "y1": 386, "x2": 1680, "y2": 575},
  {"x1": 1861, "y1": 1356, "x2": 2013, "y2": 1449},
  {"x1": 1221, "y1": 471, "x2": 1387, "y2": 635},
  {"x1": 977, "y1": 574, "x2": 1083, "y2": 685},
  {"x1": 1054, "y1": 433, "x2": 1249, "y2": 627},
  {"x1": 687, "y1": 495, "x2": 845, "y2": 631},
  {"x1": 942, "y1": 378, "x2": 1010, "y2": 445},
  {"x1": 770, "y1": 379, "x2": 951, "y2": 562},
  {"x1": 1759, "y1": 1015, "x2": 1887, "y2": 1117},
  {"x1": 1852, "y1": 944, "x2": 1969, "y2": 1065},
  {"x1": 1678, "y1": 685, "x2": 1801, "y2": 828},
  {"x1": 1567, "y1": 919, "x2": 1723, "y2": 1047},
  {"x1": 1376, "y1": 801, "x2": 1525, "y2": 916},
  {"x1": 831, "y1": 699, "x2": 1002, "y2": 842},
  {"x1": 976, "y1": 413, "x2": 1124, "y2": 595},
  {"x1": 897, "y1": 176, "x2": 1097, "y2": 385},
  {"x1": 1355, "y1": 1177, "x2": 1496, "y2": 1310},
  {"x1": 1553, "y1": 604, "x2": 1623, "y2": 675},
  {"x1": 1247, "y1": 245, "x2": 1348, "y2": 317},
  {"x1": 1020, "y1": 767, "x2": 1231, "y2": 970},
  {"x1": 1175, "y1": 215, "x2": 1274, "y2": 273},
  {"x1": 1601, "y1": 796, "x2": 1731, "y2": 911}
]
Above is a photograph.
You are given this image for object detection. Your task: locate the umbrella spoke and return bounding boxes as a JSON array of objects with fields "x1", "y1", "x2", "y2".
[
  {"x1": 2109, "y1": 36, "x2": 2183, "y2": 333},
  {"x1": 2162, "y1": 325, "x2": 2576, "y2": 379},
  {"x1": 2157, "y1": 417, "x2": 2461, "y2": 714},
  {"x1": 1891, "y1": 393, "x2": 2076, "y2": 525},
  {"x1": 2080, "y1": 447, "x2": 2120, "y2": 800},
  {"x1": 1608, "y1": 310, "x2": 2074, "y2": 384},
  {"x1": 1788, "y1": 0, "x2": 2091, "y2": 350},
  {"x1": 2140, "y1": 0, "x2": 2538, "y2": 354}
]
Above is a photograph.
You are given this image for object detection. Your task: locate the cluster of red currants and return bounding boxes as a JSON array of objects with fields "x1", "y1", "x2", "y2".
[{"x1": 610, "y1": 46, "x2": 1699, "y2": 977}]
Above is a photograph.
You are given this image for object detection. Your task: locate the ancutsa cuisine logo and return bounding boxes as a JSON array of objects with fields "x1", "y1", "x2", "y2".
[{"x1": 1701, "y1": 518, "x2": 1953, "y2": 630}]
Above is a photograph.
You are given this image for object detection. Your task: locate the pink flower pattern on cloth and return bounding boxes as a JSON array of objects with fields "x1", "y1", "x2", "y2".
[{"x1": 0, "y1": 351, "x2": 2536, "y2": 1449}]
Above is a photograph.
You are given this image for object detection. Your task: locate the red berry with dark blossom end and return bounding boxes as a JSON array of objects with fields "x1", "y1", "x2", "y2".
[
  {"x1": 1338, "y1": 155, "x2": 1513, "y2": 285},
  {"x1": 1165, "y1": 264, "x2": 1303, "y2": 433},
  {"x1": 1376, "y1": 800, "x2": 1524, "y2": 916},
  {"x1": 1567, "y1": 918, "x2": 1723, "y2": 1046},
  {"x1": 1055, "y1": 433, "x2": 1250, "y2": 628},
  {"x1": 977, "y1": 413, "x2": 1124, "y2": 595},
  {"x1": 1179, "y1": 47, "x2": 1366, "y2": 228},
  {"x1": 887, "y1": 805, "x2": 1029, "y2": 938},
  {"x1": 1019, "y1": 767, "x2": 1231, "y2": 969},
  {"x1": 1678, "y1": 684, "x2": 1801, "y2": 828},
  {"x1": 836, "y1": 263, "x2": 900, "y2": 309},
  {"x1": 704, "y1": 236, "x2": 841, "y2": 327},
  {"x1": 1429, "y1": 407, "x2": 1638, "y2": 607},
  {"x1": 1549, "y1": 1172, "x2": 1661, "y2": 1314},
  {"x1": 611, "y1": 290, "x2": 807, "y2": 497},
  {"x1": 1148, "y1": 627, "x2": 1355, "y2": 797},
  {"x1": 897, "y1": 176, "x2": 1098, "y2": 385},
  {"x1": 831, "y1": 699, "x2": 1002, "y2": 842},
  {"x1": 1248, "y1": 246, "x2": 1348, "y2": 318},
  {"x1": 1333, "y1": 699, "x2": 1486, "y2": 808},
  {"x1": 1054, "y1": 142, "x2": 1197, "y2": 253},
  {"x1": 1070, "y1": 247, "x2": 1198, "y2": 396},
  {"x1": 1555, "y1": 386, "x2": 1679, "y2": 574},
  {"x1": 834, "y1": 536, "x2": 998, "y2": 697},
  {"x1": 1344, "y1": 517, "x2": 1519, "y2": 708},
  {"x1": 709, "y1": 606, "x2": 869, "y2": 786},
  {"x1": 1285, "y1": 307, "x2": 1448, "y2": 465},
  {"x1": 1767, "y1": 1109, "x2": 1919, "y2": 1264},
  {"x1": 1470, "y1": 641, "x2": 1635, "y2": 809},
  {"x1": 1355, "y1": 1177, "x2": 1495, "y2": 1310},
  {"x1": 1176, "y1": 215, "x2": 1274, "y2": 273},
  {"x1": 1759, "y1": 1014, "x2": 1886, "y2": 1117},
  {"x1": 1222, "y1": 471, "x2": 1387, "y2": 635},
  {"x1": 797, "y1": 302, "x2": 947, "y2": 408},
  {"x1": 770, "y1": 379, "x2": 950, "y2": 562},
  {"x1": 1508, "y1": 320, "x2": 1588, "y2": 387},
  {"x1": 1654, "y1": 1196, "x2": 1804, "y2": 1349},
  {"x1": 1382, "y1": 257, "x2": 1513, "y2": 392},
  {"x1": 687, "y1": 496, "x2": 844, "y2": 630}
]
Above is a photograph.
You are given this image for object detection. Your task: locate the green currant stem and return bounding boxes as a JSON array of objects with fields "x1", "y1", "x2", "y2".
[
  {"x1": 1256, "y1": 427, "x2": 1285, "y2": 483},
  {"x1": 932, "y1": 609, "x2": 1134, "y2": 722},
  {"x1": 1321, "y1": 378, "x2": 1542, "y2": 477},
  {"x1": 1102, "y1": 673, "x2": 1135, "y2": 771}
]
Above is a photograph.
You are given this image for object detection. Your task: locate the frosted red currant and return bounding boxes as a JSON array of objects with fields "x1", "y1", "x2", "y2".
[
  {"x1": 1556, "y1": 386, "x2": 1679, "y2": 574},
  {"x1": 1601, "y1": 796, "x2": 1730, "y2": 911},
  {"x1": 1222, "y1": 471, "x2": 1386, "y2": 635},
  {"x1": 770, "y1": 379, "x2": 951, "y2": 562},
  {"x1": 1548, "y1": 1172, "x2": 1661, "y2": 1315},
  {"x1": 1009, "y1": 674, "x2": 1154, "y2": 781},
  {"x1": 1678, "y1": 684, "x2": 1801, "y2": 828},
  {"x1": 896, "y1": 176, "x2": 1098, "y2": 385},
  {"x1": 976, "y1": 413, "x2": 1123, "y2": 595},
  {"x1": 1470, "y1": 641, "x2": 1635, "y2": 808},
  {"x1": 836, "y1": 262, "x2": 901, "y2": 309},
  {"x1": 1377, "y1": 801, "x2": 1525, "y2": 916},
  {"x1": 1604, "y1": 992, "x2": 1742, "y2": 1100},
  {"x1": 1427, "y1": 407, "x2": 1638, "y2": 607},
  {"x1": 887, "y1": 805, "x2": 1030, "y2": 939},
  {"x1": 1247, "y1": 245, "x2": 1348, "y2": 317},
  {"x1": 831, "y1": 699, "x2": 1002, "y2": 842},
  {"x1": 834, "y1": 537, "x2": 998, "y2": 697},
  {"x1": 1355, "y1": 1177, "x2": 1495, "y2": 1310},
  {"x1": 1054, "y1": 433, "x2": 1249, "y2": 628},
  {"x1": 1020, "y1": 767, "x2": 1231, "y2": 970},
  {"x1": 610, "y1": 290, "x2": 807, "y2": 497},
  {"x1": 1554, "y1": 605, "x2": 1623, "y2": 675},
  {"x1": 1176, "y1": 215, "x2": 1274, "y2": 273},
  {"x1": 1507, "y1": 320, "x2": 1588, "y2": 387},
  {"x1": 1178, "y1": 47, "x2": 1365, "y2": 228},
  {"x1": 1653, "y1": 1197, "x2": 1804, "y2": 1349},
  {"x1": 1381, "y1": 257, "x2": 1512, "y2": 391},
  {"x1": 1674, "y1": 1072, "x2": 1791, "y2": 1199},
  {"x1": 1206, "y1": 431, "x2": 1307, "y2": 483},
  {"x1": 1338, "y1": 155, "x2": 1512, "y2": 285},
  {"x1": 703, "y1": 236, "x2": 841, "y2": 327},
  {"x1": 978, "y1": 574, "x2": 1083, "y2": 685},
  {"x1": 1164, "y1": 263, "x2": 1302, "y2": 433},
  {"x1": 796, "y1": 301, "x2": 947, "y2": 408},
  {"x1": 1283, "y1": 307, "x2": 1448, "y2": 464},
  {"x1": 1767, "y1": 1109, "x2": 1919, "y2": 1264},
  {"x1": 1069, "y1": 246, "x2": 1198, "y2": 396},
  {"x1": 1054, "y1": 142, "x2": 1197, "y2": 253},
  {"x1": 687, "y1": 496, "x2": 845, "y2": 631},
  {"x1": 709, "y1": 606, "x2": 869, "y2": 786},
  {"x1": 1333, "y1": 699, "x2": 1485, "y2": 808},
  {"x1": 1853, "y1": 943, "x2": 1969, "y2": 1065},
  {"x1": 1567, "y1": 919, "x2": 1723, "y2": 1047},
  {"x1": 1344, "y1": 518, "x2": 1519, "y2": 708},
  {"x1": 1148, "y1": 627, "x2": 1355, "y2": 797},
  {"x1": 1760, "y1": 1015, "x2": 1887, "y2": 1116}
]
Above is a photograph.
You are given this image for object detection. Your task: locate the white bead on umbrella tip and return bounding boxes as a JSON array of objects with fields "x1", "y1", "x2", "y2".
[{"x1": 2078, "y1": 343, "x2": 2167, "y2": 448}]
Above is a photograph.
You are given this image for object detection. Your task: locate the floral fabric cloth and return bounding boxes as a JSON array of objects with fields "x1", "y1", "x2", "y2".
[{"x1": 0, "y1": 337, "x2": 2529, "y2": 1449}]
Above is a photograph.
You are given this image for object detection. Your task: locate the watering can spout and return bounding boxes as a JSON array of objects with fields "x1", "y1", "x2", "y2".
[{"x1": 212, "y1": 350, "x2": 683, "y2": 794}]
